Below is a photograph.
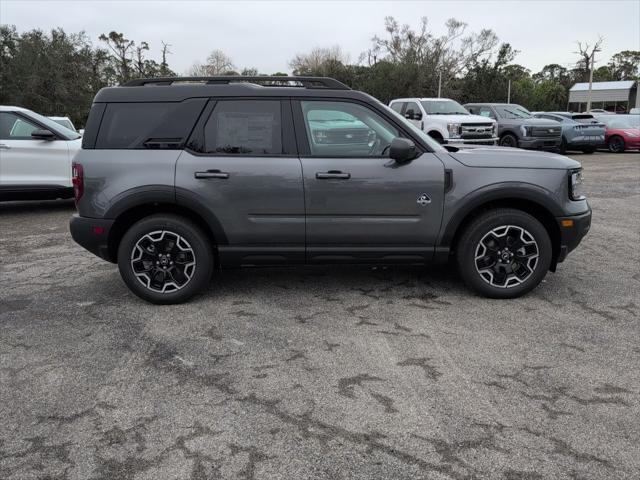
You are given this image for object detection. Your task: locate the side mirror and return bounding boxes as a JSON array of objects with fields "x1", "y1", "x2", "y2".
[
  {"x1": 31, "y1": 129, "x2": 56, "y2": 140},
  {"x1": 389, "y1": 137, "x2": 418, "y2": 163},
  {"x1": 413, "y1": 112, "x2": 423, "y2": 121},
  {"x1": 405, "y1": 109, "x2": 415, "y2": 120}
]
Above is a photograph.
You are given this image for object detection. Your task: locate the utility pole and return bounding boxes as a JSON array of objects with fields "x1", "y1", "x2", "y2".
[
  {"x1": 586, "y1": 50, "x2": 596, "y2": 112},
  {"x1": 438, "y1": 71, "x2": 442, "y2": 98},
  {"x1": 507, "y1": 79, "x2": 511, "y2": 104}
]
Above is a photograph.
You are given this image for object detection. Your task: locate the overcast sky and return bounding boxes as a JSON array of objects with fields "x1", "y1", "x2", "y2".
[{"x1": 2, "y1": 0, "x2": 639, "y2": 75}]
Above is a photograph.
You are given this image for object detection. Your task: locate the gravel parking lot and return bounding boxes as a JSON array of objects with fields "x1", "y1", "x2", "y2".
[{"x1": 1, "y1": 151, "x2": 639, "y2": 480}]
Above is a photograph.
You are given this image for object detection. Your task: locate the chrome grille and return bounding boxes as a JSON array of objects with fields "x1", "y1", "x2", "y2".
[{"x1": 460, "y1": 123, "x2": 494, "y2": 139}]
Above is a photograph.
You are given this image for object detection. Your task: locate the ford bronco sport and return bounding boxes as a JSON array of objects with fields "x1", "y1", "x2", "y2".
[{"x1": 70, "y1": 76, "x2": 591, "y2": 304}]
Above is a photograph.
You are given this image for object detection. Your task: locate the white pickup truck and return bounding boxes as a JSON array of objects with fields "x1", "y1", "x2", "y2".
[{"x1": 389, "y1": 98, "x2": 498, "y2": 145}]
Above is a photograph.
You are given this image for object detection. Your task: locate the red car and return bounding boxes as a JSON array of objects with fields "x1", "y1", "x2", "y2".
[{"x1": 594, "y1": 114, "x2": 640, "y2": 153}]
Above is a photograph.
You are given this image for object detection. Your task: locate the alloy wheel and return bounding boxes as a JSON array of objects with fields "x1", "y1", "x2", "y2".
[
  {"x1": 130, "y1": 230, "x2": 196, "y2": 293},
  {"x1": 474, "y1": 225, "x2": 539, "y2": 289}
]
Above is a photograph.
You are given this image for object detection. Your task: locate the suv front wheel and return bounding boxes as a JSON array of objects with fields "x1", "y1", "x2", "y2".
[
  {"x1": 456, "y1": 209, "x2": 552, "y2": 298},
  {"x1": 117, "y1": 214, "x2": 213, "y2": 304}
]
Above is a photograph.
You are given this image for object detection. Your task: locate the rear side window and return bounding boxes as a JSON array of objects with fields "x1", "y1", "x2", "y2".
[
  {"x1": 202, "y1": 100, "x2": 282, "y2": 155},
  {"x1": 95, "y1": 99, "x2": 206, "y2": 149}
]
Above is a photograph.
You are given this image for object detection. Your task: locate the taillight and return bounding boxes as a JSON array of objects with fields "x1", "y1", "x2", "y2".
[{"x1": 72, "y1": 163, "x2": 84, "y2": 203}]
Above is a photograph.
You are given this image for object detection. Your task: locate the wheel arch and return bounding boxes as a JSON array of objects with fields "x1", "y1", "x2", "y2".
[
  {"x1": 106, "y1": 200, "x2": 225, "y2": 264},
  {"x1": 441, "y1": 188, "x2": 562, "y2": 271}
]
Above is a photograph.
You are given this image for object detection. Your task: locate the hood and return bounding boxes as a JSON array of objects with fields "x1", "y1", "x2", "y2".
[
  {"x1": 448, "y1": 146, "x2": 581, "y2": 170},
  {"x1": 502, "y1": 117, "x2": 560, "y2": 126},
  {"x1": 428, "y1": 113, "x2": 495, "y2": 124}
]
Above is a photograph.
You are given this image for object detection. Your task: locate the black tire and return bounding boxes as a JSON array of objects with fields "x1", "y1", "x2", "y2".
[
  {"x1": 559, "y1": 137, "x2": 567, "y2": 154},
  {"x1": 456, "y1": 209, "x2": 552, "y2": 299},
  {"x1": 608, "y1": 135, "x2": 625, "y2": 153},
  {"x1": 499, "y1": 133, "x2": 518, "y2": 148},
  {"x1": 117, "y1": 214, "x2": 213, "y2": 304},
  {"x1": 581, "y1": 147, "x2": 595, "y2": 154}
]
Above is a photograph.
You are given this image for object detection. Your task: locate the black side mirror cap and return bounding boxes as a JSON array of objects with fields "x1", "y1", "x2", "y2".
[
  {"x1": 389, "y1": 137, "x2": 419, "y2": 163},
  {"x1": 31, "y1": 129, "x2": 56, "y2": 140},
  {"x1": 414, "y1": 112, "x2": 423, "y2": 121}
]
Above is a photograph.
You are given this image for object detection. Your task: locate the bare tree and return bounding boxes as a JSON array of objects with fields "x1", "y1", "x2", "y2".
[
  {"x1": 99, "y1": 31, "x2": 135, "y2": 82},
  {"x1": 160, "y1": 41, "x2": 172, "y2": 75},
  {"x1": 188, "y1": 49, "x2": 235, "y2": 76},
  {"x1": 575, "y1": 37, "x2": 604, "y2": 79},
  {"x1": 134, "y1": 41, "x2": 149, "y2": 76}
]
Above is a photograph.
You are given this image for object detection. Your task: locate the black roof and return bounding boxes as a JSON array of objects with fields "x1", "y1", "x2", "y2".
[{"x1": 93, "y1": 76, "x2": 370, "y2": 103}]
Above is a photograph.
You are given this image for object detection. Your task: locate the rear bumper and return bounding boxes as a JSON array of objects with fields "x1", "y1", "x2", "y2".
[
  {"x1": 556, "y1": 208, "x2": 592, "y2": 263},
  {"x1": 567, "y1": 135, "x2": 605, "y2": 149},
  {"x1": 69, "y1": 214, "x2": 115, "y2": 262},
  {"x1": 519, "y1": 137, "x2": 562, "y2": 150}
]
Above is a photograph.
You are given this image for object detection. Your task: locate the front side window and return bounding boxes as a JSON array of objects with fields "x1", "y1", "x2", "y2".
[
  {"x1": 203, "y1": 100, "x2": 282, "y2": 155},
  {"x1": 390, "y1": 102, "x2": 404, "y2": 114},
  {"x1": 404, "y1": 102, "x2": 422, "y2": 119},
  {"x1": 0, "y1": 112, "x2": 39, "y2": 139},
  {"x1": 301, "y1": 100, "x2": 399, "y2": 157}
]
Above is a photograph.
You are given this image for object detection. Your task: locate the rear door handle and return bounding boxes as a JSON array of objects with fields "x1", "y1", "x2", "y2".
[
  {"x1": 195, "y1": 170, "x2": 229, "y2": 179},
  {"x1": 316, "y1": 171, "x2": 351, "y2": 180},
  {"x1": 0, "y1": 143, "x2": 10, "y2": 150}
]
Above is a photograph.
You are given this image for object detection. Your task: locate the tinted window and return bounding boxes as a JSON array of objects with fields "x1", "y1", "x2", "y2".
[
  {"x1": 203, "y1": 100, "x2": 282, "y2": 155},
  {"x1": 390, "y1": 102, "x2": 404, "y2": 113},
  {"x1": 95, "y1": 99, "x2": 206, "y2": 149},
  {"x1": 301, "y1": 100, "x2": 399, "y2": 157},
  {"x1": 405, "y1": 102, "x2": 421, "y2": 117},
  {"x1": 495, "y1": 105, "x2": 531, "y2": 119},
  {"x1": 0, "y1": 112, "x2": 40, "y2": 139}
]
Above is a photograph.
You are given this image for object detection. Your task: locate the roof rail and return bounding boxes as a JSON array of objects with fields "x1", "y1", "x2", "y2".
[{"x1": 122, "y1": 76, "x2": 350, "y2": 90}]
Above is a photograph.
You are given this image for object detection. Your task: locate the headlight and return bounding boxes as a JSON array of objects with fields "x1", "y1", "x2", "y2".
[
  {"x1": 569, "y1": 169, "x2": 585, "y2": 201},
  {"x1": 447, "y1": 123, "x2": 461, "y2": 138},
  {"x1": 520, "y1": 125, "x2": 533, "y2": 137}
]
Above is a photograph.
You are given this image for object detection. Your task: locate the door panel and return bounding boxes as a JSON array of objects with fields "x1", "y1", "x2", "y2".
[
  {"x1": 302, "y1": 153, "x2": 444, "y2": 257},
  {"x1": 176, "y1": 99, "x2": 304, "y2": 266}
]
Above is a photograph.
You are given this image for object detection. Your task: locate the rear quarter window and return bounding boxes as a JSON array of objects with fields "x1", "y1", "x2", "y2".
[{"x1": 94, "y1": 99, "x2": 206, "y2": 149}]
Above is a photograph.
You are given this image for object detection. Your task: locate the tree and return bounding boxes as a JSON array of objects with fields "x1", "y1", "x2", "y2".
[
  {"x1": 607, "y1": 50, "x2": 640, "y2": 80},
  {"x1": 574, "y1": 37, "x2": 604, "y2": 82},
  {"x1": 189, "y1": 49, "x2": 235, "y2": 76},
  {"x1": 99, "y1": 31, "x2": 135, "y2": 82}
]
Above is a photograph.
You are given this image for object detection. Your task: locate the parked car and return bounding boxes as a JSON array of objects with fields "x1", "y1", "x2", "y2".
[
  {"x1": 629, "y1": 108, "x2": 639, "y2": 115},
  {"x1": 464, "y1": 103, "x2": 562, "y2": 150},
  {"x1": 389, "y1": 98, "x2": 497, "y2": 145},
  {"x1": 531, "y1": 112, "x2": 605, "y2": 154},
  {"x1": 70, "y1": 75, "x2": 591, "y2": 304},
  {"x1": 0, "y1": 106, "x2": 81, "y2": 200},
  {"x1": 593, "y1": 114, "x2": 640, "y2": 153},
  {"x1": 48, "y1": 116, "x2": 77, "y2": 132}
]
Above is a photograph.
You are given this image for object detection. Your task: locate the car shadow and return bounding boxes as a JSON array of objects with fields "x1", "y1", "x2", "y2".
[{"x1": 0, "y1": 198, "x2": 75, "y2": 214}]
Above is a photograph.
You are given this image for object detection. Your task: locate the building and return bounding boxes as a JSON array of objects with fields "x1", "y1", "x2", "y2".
[{"x1": 568, "y1": 80, "x2": 638, "y2": 113}]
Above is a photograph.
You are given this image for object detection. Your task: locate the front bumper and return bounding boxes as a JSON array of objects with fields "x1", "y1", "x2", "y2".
[
  {"x1": 556, "y1": 208, "x2": 592, "y2": 263},
  {"x1": 446, "y1": 137, "x2": 498, "y2": 145},
  {"x1": 69, "y1": 214, "x2": 115, "y2": 262},
  {"x1": 519, "y1": 137, "x2": 562, "y2": 150}
]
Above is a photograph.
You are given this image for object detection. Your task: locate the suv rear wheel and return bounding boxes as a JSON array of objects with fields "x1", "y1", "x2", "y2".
[
  {"x1": 456, "y1": 209, "x2": 552, "y2": 298},
  {"x1": 117, "y1": 214, "x2": 213, "y2": 304}
]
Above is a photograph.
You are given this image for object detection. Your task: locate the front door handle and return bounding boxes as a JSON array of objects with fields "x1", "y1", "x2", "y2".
[
  {"x1": 316, "y1": 170, "x2": 351, "y2": 180},
  {"x1": 195, "y1": 170, "x2": 229, "y2": 179},
  {"x1": 0, "y1": 143, "x2": 10, "y2": 150}
]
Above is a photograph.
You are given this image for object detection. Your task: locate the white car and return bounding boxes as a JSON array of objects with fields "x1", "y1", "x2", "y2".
[
  {"x1": 0, "y1": 106, "x2": 81, "y2": 200},
  {"x1": 48, "y1": 116, "x2": 78, "y2": 132},
  {"x1": 1, "y1": 106, "x2": 81, "y2": 200},
  {"x1": 389, "y1": 98, "x2": 498, "y2": 145}
]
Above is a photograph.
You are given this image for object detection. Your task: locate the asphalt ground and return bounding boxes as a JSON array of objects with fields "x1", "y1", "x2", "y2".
[{"x1": 1, "y1": 151, "x2": 639, "y2": 480}]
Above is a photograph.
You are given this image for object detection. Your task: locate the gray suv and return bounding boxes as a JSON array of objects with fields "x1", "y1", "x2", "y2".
[
  {"x1": 70, "y1": 76, "x2": 591, "y2": 304},
  {"x1": 464, "y1": 103, "x2": 562, "y2": 150}
]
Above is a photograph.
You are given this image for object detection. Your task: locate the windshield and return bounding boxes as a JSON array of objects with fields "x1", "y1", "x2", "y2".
[
  {"x1": 421, "y1": 99, "x2": 469, "y2": 115},
  {"x1": 495, "y1": 105, "x2": 532, "y2": 120},
  {"x1": 375, "y1": 100, "x2": 446, "y2": 152},
  {"x1": 596, "y1": 114, "x2": 640, "y2": 129}
]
